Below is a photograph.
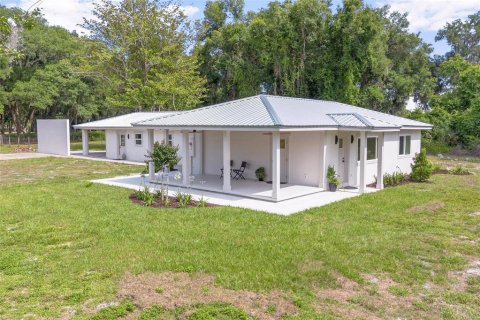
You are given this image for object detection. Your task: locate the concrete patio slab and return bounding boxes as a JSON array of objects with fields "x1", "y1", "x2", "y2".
[{"x1": 93, "y1": 174, "x2": 379, "y2": 215}]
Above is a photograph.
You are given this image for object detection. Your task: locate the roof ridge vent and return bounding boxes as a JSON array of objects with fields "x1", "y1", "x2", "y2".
[{"x1": 260, "y1": 95, "x2": 282, "y2": 126}]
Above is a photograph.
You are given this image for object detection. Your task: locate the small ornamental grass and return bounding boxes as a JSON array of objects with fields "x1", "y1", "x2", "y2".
[
  {"x1": 383, "y1": 171, "x2": 408, "y2": 187},
  {"x1": 135, "y1": 185, "x2": 154, "y2": 207},
  {"x1": 175, "y1": 190, "x2": 193, "y2": 208}
]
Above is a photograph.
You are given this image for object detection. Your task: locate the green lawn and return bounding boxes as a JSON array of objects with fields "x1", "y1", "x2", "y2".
[
  {"x1": 0, "y1": 157, "x2": 479, "y2": 319},
  {"x1": 0, "y1": 140, "x2": 105, "y2": 154}
]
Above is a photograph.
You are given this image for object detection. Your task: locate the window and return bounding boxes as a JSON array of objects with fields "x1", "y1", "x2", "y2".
[
  {"x1": 135, "y1": 133, "x2": 142, "y2": 146},
  {"x1": 367, "y1": 137, "x2": 377, "y2": 160},
  {"x1": 357, "y1": 137, "x2": 378, "y2": 161},
  {"x1": 120, "y1": 135, "x2": 125, "y2": 147},
  {"x1": 399, "y1": 135, "x2": 411, "y2": 155},
  {"x1": 167, "y1": 134, "x2": 173, "y2": 146},
  {"x1": 357, "y1": 138, "x2": 361, "y2": 161}
]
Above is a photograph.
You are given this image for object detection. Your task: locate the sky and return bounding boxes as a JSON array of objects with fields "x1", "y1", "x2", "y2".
[{"x1": 2, "y1": 0, "x2": 479, "y2": 55}]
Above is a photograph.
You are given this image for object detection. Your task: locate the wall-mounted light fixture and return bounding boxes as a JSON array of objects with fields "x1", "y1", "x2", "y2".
[
  {"x1": 335, "y1": 135, "x2": 338, "y2": 144},
  {"x1": 127, "y1": 134, "x2": 130, "y2": 139},
  {"x1": 351, "y1": 135, "x2": 354, "y2": 144}
]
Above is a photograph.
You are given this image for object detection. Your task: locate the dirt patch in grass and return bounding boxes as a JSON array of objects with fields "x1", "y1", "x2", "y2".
[
  {"x1": 314, "y1": 273, "x2": 421, "y2": 319},
  {"x1": 118, "y1": 272, "x2": 297, "y2": 320},
  {"x1": 448, "y1": 258, "x2": 480, "y2": 291},
  {"x1": 407, "y1": 200, "x2": 445, "y2": 214}
]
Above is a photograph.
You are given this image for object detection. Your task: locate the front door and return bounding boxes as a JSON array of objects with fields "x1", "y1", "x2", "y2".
[
  {"x1": 280, "y1": 138, "x2": 288, "y2": 183},
  {"x1": 337, "y1": 135, "x2": 347, "y2": 185},
  {"x1": 118, "y1": 133, "x2": 126, "y2": 159}
]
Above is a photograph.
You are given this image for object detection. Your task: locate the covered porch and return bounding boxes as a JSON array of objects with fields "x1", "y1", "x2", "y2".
[{"x1": 145, "y1": 128, "x2": 386, "y2": 202}]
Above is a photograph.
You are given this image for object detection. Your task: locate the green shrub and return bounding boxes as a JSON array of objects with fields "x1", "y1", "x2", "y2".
[
  {"x1": 145, "y1": 142, "x2": 180, "y2": 172},
  {"x1": 255, "y1": 167, "x2": 266, "y2": 181},
  {"x1": 327, "y1": 165, "x2": 341, "y2": 186},
  {"x1": 411, "y1": 148, "x2": 433, "y2": 182}
]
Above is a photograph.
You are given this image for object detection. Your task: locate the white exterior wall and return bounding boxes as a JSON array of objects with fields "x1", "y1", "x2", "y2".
[
  {"x1": 231, "y1": 132, "x2": 271, "y2": 180},
  {"x1": 288, "y1": 131, "x2": 323, "y2": 186},
  {"x1": 37, "y1": 119, "x2": 70, "y2": 156},
  {"x1": 383, "y1": 129, "x2": 421, "y2": 174},
  {"x1": 203, "y1": 131, "x2": 223, "y2": 176},
  {"x1": 353, "y1": 129, "x2": 422, "y2": 184},
  {"x1": 203, "y1": 131, "x2": 271, "y2": 180},
  {"x1": 105, "y1": 130, "x2": 119, "y2": 159}
]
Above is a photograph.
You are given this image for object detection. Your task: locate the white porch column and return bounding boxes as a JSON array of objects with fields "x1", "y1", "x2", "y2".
[
  {"x1": 359, "y1": 131, "x2": 367, "y2": 194},
  {"x1": 272, "y1": 131, "x2": 281, "y2": 200},
  {"x1": 163, "y1": 129, "x2": 169, "y2": 144},
  {"x1": 319, "y1": 131, "x2": 327, "y2": 189},
  {"x1": 147, "y1": 129, "x2": 154, "y2": 152},
  {"x1": 376, "y1": 132, "x2": 385, "y2": 189},
  {"x1": 182, "y1": 131, "x2": 190, "y2": 185},
  {"x1": 147, "y1": 129, "x2": 155, "y2": 180},
  {"x1": 222, "y1": 131, "x2": 231, "y2": 192},
  {"x1": 81, "y1": 129, "x2": 89, "y2": 156}
]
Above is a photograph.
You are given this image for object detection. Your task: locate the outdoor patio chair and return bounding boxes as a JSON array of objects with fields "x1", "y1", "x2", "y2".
[
  {"x1": 220, "y1": 160, "x2": 234, "y2": 178},
  {"x1": 232, "y1": 161, "x2": 247, "y2": 180}
]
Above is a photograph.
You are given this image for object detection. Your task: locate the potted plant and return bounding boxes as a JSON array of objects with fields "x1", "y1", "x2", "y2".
[
  {"x1": 255, "y1": 167, "x2": 266, "y2": 182},
  {"x1": 327, "y1": 165, "x2": 341, "y2": 192}
]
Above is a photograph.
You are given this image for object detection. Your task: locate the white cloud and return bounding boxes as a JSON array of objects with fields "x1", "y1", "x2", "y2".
[
  {"x1": 7, "y1": 1, "x2": 200, "y2": 35},
  {"x1": 375, "y1": 0, "x2": 479, "y2": 32},
  {"x1": 181, "y1": 5, "x2": 200, "y2": 17},
  {"x1": 8, "y1": 0, "x2": 95, "y2": 34}
]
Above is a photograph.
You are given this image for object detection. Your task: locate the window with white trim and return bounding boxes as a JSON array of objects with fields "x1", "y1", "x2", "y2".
[
  {"x1": 357, "y1": 137, "x2": 378, "y2": 161},
  {"x1": 167, "y1": 134, "x2": 173, "y2": 146},
  {"x1": 135, "y1": 133, "x2": 143, "y2": 146},
  {"x1": 367, "y1": 137, "x2": 377, "y2": 160},
  {"x1": 399, "y1": 135, "x2": 411, "y2": 155}
]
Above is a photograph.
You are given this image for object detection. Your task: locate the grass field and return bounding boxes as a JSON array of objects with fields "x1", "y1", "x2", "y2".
[
  {"x1": 0, "y1": 156, "x2": 479, "y2": 319},
  {"x1": 0, "y1": 140, "x2": 105, "y2": 154}
]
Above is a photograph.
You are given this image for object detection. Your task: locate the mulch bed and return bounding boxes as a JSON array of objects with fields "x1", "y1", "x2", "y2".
[{"x1": 129, "y1": 193, "x2": 216, "y2": 208}]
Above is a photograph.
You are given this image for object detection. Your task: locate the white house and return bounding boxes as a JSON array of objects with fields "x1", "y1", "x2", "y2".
[{"x1": 74, "y1": 95, "x2": 431, "y2": 201}]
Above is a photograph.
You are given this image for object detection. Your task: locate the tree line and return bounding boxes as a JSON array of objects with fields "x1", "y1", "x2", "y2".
[{"x1": 0, "y1": 0, "x2": 478, "y2": 153}]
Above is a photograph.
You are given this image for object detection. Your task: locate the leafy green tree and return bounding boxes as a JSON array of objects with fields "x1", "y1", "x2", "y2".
[
  {"x1": 435, "y1": 11, "x2": 480, "y2": 64},
  {"x1": 82, "y1": 0, "x2": 205, "y2": 111},
  {"x1": 430, "y1": 56, "x2": 480, "y2": 148},
  {"x1": 195, "y1": 0, "x2": 434, "y2": 113}
]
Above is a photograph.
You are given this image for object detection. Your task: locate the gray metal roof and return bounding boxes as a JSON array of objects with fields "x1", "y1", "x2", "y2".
[
  {"x1": 133, "y1": 95, "x2": 431, "y2": 130},
  {"x1": 73, "y1": 112, "x2": 180, "y2": 130}
]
